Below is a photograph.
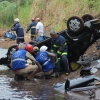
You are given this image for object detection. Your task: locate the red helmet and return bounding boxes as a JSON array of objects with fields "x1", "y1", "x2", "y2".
[
  {"x1": 25, "y1": 44, "x2": 33, "y2": 53},
  {"x1": 32, "y1": 18, "x2": 35, "y2": 21}
]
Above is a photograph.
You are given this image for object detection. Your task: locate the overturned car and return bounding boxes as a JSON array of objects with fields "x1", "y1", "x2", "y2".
[{"x1": 0, "y1": 14, "x2": 100, "y2": 69}]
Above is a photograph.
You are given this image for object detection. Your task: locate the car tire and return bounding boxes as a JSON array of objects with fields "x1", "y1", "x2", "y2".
[
  {"x1": 82, "y1": 14, "x2": 94, "y2": 22},
  {"x1": 67, "y1": 16, "x2": 84, "y2": 33},
  {"x1": 7, "y1": 44, "x2": 18, "y2": 59}
]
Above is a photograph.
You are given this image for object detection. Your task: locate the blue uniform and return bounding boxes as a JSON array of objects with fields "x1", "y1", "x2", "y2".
[
  {"x1": 11, "y1": 22, "x2": 24, "y2": 43},
  {"x1": 51, "y1": 35, "x2": 68, "y2": 56},
  {"x1": 11, "y1": 49, "x2": 27, "y2": 70},
  {"x1": 36, "y1": 51, "x2": 54, "y2": 72},
  {"x1": 51, "y1": 35, "x2": 70, "y2": 73},
  {"x1": 26, "y1": 21, "x2": 37, "y2": 35}
]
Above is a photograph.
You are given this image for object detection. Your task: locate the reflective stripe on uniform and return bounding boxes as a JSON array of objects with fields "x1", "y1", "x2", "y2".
[
  {"x1": 57, "y1": 51, "x2": 62, "y2": 55},
  {"x1": 53, "y1": 44, "x2": 59, "y2": 48},
  {"x1": 51, "y1": 50, "x2": 54, "y2": 52},
  {"x1": 61, "y1": 52, "x2": 67, "y2": 56},
  {"x1": 12, "y1": 58, "x2": 26, "y2": 62},
  {"x1": 64, "y1": 42, "x2": 67, "y2": 45},
  {"x1": 42, "y1": 59, "x2": 50, "y2": 66},
  {"x1": 31, "y1": 26, "x2": 36, "y2": 28}
]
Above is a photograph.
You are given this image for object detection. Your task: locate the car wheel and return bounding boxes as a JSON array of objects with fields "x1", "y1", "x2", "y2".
[
  {"x1": 82, "y1": 14, "x2": 94, "y2": 22},
  {"x1": 67, "y1": 16, "x2": 84, "y2": 33},
  {"x1": 7, "y1": 44, "x2": 18, "y2": 59}
]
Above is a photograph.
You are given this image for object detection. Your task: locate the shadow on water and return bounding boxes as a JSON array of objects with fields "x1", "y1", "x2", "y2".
[{"x1": 0, "y1": 48, "x2": 100, "y2": 100}]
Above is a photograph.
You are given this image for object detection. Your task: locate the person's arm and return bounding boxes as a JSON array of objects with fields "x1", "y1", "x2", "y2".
[
  {"x1": 47, "y1": 52, "x2": 55, "y2": 59},
  {"x1": 26, "y1": 52, "x2": 36, "y2": 63},
  {"x1": 35, "y1": 23, "x2": 39, "y2": 35},
  {"x1": 57, "y1": 37, "x2": 67, "y2": 57},
  {"x1": 35, "y1": 29, "x2": 38, "y2": 35},
  {"x1": 11, "y1": 24, "x2": 19, "y2": 31},
  {"x1": 26, "y1": 24, "x2": 32, "y2": 33},
  {"x1": 26, "y1": 52, "x2": 42, "y2": 70}
]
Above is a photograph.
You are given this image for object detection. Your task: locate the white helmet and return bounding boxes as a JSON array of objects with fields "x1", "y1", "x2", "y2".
[
  {"x1": 40, "y1": 45, "x2": 48, "y2": 52},
  {"x1": 14, "y1": 18, "x2": 19, "y2": 22}
]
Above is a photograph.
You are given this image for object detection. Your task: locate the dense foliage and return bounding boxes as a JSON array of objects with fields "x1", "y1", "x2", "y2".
[{"x1": 0, "y1": 0, "x2": 33, "y2": 27}]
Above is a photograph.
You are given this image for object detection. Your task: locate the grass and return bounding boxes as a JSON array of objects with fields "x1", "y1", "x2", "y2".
[
  {"x1": 31, "y1": 0, "x2": 100, "y2": 33},
  {"x1": 0, "y1": 0, "x2": 100, "y2": 33}
]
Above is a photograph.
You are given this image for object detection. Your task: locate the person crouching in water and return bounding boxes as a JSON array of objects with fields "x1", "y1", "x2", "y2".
[
  {"x1": 11, "y1": 43, "x2": 42, "y2": 80},
  {"x1": 33, "y1": 46, "x2": 60, "y2": 79}
]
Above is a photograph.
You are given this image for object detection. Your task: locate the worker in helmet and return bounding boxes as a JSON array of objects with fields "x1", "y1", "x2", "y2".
[
  {"x1": 11, "y1": 18, "x2": 25, "y2": 44},
  {"x1": 33, "y1": 46, "x2": 59, "y2": 79},
  {"x1": 50, "y1": 30, "x2": 70, "y2": 76},
  {"x1": 40, "y1": 45, "x2": 60, "y2": 77},
  {"x1": 11, "y1": 43, "x2": 42, "y2": 80},
  {"x1": 26, "y1": 18, "x2": 37, "y2": 41}
]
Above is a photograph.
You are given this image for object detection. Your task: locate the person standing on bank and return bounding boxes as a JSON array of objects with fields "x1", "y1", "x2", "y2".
[
  {"x1": 50, "y1": 30, "x2": 70, "y2": 75},
  {"x1": 35, "y1": 18, "x2": 44, "y2": 40},
  {"x1": 11, "y1": 18, "x2": 25, "y2": 44},
  {"x1": 26, "y1": 18, "x2": 37, "y2": 41}
]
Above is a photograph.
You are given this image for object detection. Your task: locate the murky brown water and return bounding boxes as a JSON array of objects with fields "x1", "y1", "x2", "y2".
[{"x1": 0, "y1": 48, "x2": 100, "y2": 100}]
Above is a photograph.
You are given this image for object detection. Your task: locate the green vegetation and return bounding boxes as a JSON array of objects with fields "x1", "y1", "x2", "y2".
[
  {"x1": 0, "y1": 0, "x2": 100, "y2": 32},
  {"x1": 0, "y1": 0, "x2": 33, "y2": 28},
  {"x1": 32, "y1": 0, "x2": 100, "y2": 32}
]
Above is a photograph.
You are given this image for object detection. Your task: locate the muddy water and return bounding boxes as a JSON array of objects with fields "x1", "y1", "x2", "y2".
[{"x1": 0, "y1": 49, "x2": 100, "y2": 100}]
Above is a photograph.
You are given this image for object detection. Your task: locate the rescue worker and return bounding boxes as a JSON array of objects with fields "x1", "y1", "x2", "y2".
[
  {"x1": 50, "y1": 31, "x2": 70, "y2": 75},
  {"x1": 33, "y1": 46, "x2": 57, "y2": 79},
  {"x1": 40, "y1": 45, "x2": 60, "y2": 77},
  {"x1": 11, "y1": 43, "x2": 42, "y2": 80},
  {"x1": 26, "y1": 18, "x2": 37, "y2": 41},
  {"x1": 35, "y1": 18, "x2": 44, "y2": 40},
  {"x1": 11, "y1": 18, "x2": 25, "y2": 44}
]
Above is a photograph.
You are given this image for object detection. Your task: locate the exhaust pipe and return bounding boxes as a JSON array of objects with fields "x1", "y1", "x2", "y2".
[{"x1": 65, "y1": 75, "x2": 100, "y2": 90}]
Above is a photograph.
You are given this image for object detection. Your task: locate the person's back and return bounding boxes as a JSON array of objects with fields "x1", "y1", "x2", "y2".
[
  {"x1": 11, "y1": 48, "x2": 27, "y2": 70},
  {"x1": 11, "y1": 18, "x2": 24, "y2": 44},
  {"x1": 26, "y1": 18, "x2": 37, "y2": 41},
  {"x1": 35, "y1": 18, "x2": 44, "y2": 40},
  {"x1": 30, "y1": 21, "x2": 37, "y2": 34},
  {"x1": 36, "y1": 51, "x2": 54, "y2": 72},
  {"x1": 36, "y1": 21, "x2": 44, "y2": 34},
  {"x1": 13, "y1": 22, "x2": 24, "y2": 37}
]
